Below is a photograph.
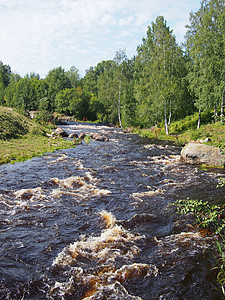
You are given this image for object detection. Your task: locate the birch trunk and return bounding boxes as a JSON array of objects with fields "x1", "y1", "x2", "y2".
[
  {"x1": 197, "y1": 109, "x2": 201, "y2": 129},
  {"x1": 221, "y1": 89, "x2": 224, "y2": 124},
  {"x1": 118, "y1": 79, "x2": 122, "y2": 128}
]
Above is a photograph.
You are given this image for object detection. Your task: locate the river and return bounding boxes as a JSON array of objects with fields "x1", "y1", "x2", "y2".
[{"x1": 0, "y1": 123, "x2": 224, "y2": 299}]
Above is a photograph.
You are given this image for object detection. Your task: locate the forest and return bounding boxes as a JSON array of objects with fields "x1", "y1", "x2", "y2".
[{"x1": 0, "y1": 0, "x2": 224, "y2": 135}]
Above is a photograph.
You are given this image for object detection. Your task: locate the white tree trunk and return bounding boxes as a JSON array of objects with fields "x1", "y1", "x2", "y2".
[
  {"x1": 221, "y1": 89, "x2": 224, "y2": 123},
  {"x1": 164, "y1": 100, "x2": 170, "y2": 135},
  {"x1": 118, "y1": 79, "x2": 122, "y2": 128},
  {"x1": 197, "y1": 109, "x2": 201, "y2": 129}
]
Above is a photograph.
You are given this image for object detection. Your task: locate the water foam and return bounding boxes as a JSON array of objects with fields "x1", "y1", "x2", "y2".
[{"x1": 51, "y1": 211, "x2": 157, "y2": 299}]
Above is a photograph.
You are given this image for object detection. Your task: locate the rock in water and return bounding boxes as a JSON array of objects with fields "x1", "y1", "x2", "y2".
[
  {"x1": 79, "y1": 133, "x2": 86, "y2": 139},
  {"x1": 94, "y1": 135, "x2": 109, "y2": 142},
  {"x1": 68, "y1": 133, "x2": 78, "y2": 139},
  {"x1": 55, "y1": 128, "x2": 69, "y2": 137},
  {"x1": 181, "y1": 142, "x2": 225, "y2": 167}
]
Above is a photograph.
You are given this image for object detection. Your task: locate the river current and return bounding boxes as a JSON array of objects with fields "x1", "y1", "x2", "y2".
[{"x1": 0, "y1": 123, "x2": 224, "y2": 299}]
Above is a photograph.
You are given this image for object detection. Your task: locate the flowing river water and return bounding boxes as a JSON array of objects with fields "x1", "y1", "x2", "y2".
[{"x1": 0, "y1": 123, "x2": 225, "y2": 299}]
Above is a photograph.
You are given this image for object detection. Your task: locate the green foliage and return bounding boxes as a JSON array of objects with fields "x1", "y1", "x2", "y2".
[
  {"x1": 0, "y1": 106, "x2": 35, "y2": 139},
  {"x1": 88, "y1": 94, "x2": 105, "y2": 121},
  {"x1": 55, "y1": 86, "x2": 92, "y2": 120},
  {"x1": 216, "y1": 237, "x2": 225, "y2": 295},
  {"x1": 172, "y1": 199, "x2": 225, "y2": 234},
  {"x1": 45, "y1": 66, "x2": 71, "y2": 111},
  {"x1": 134, "y1": 16, "x2": 193, "y2": 132},
  {"x1": 217, "y1": 178, "x2": 225, "y2": 188},
  {"x1": 35, "y1": 110, "x2": 53, "y2": 125},
  {"x1": 65, "y1": 66, "x2": 80, "y2": 88},
  {"x1": 185, "y1": 0, "x2": 225, "y2": 122},
  {"x1": 0, "y1": 61, "x2": 12, "y2": 105},
  {"x1": 169, "y1": 110, "x2": 213, "y2": 134},
  {"x1": 189, "y1": 131, "x2": 201, "y2": 141}
]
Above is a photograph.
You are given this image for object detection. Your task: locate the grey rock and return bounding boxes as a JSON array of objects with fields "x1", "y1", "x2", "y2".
[
  {"x1": 94, "y1": 135, "x2": 109, "y2": 142},
  {"x1": 79, "y1": 133, "x2": 86, "y2": 139},
  {"x1": 55, "y1": 127, "x2": 69, "y2": 137},
  {"x1": 68, "y1": 133, "x2": 78, "y2": 139},
  {"x1": 181, "y1": 142, "x2": 225, "y2": 167}
]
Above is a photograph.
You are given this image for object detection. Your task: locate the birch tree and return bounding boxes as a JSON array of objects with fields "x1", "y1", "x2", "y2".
[
  {"x1": 185, "y1": 0, "x2": 225, "y2": 125},
  {"x1": 114, "y1": 49, "x2": 127, "y2": 127},
  {"x1": 135, "y1": 16, "x2": 190, "y2": 134}
]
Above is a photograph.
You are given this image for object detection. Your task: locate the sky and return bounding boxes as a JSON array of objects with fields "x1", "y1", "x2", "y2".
[{"x1": 0, "y1": 0, "x2": 201, "y2": 78}]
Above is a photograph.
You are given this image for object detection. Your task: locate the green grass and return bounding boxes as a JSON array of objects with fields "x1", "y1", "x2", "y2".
[
  {"x1": 131, "y1": 112, "x2": 225, "y2": 149},
  {"x1": 0, "y1": 135, "x2": 76, "y2": 165},
  {"x1": 0, "y1": 106, "x2": 77, "y2": 165},
  {"x1": 0, "y1": 107, "x2": 45, "y2": 140}
]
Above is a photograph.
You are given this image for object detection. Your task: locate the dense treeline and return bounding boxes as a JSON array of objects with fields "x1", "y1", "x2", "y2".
[{"x1": 0, "y1": 0, "x2": 224, "y2": 134}]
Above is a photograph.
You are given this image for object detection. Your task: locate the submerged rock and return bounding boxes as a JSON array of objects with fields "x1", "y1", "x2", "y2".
[{"x1": 181, "y1": 142, "x2": 225, "y2": 167}]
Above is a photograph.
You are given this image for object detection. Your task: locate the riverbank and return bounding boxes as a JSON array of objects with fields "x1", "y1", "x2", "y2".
[
  {"x1": 0, "y1": 135, "x2": 77, "y2": 165},
  {"x1": 132, "y1": 121, "x2": 225, "y2": 149},
  {"x1": 0, "y1": 107, "x2": 76, "y2": 165}
]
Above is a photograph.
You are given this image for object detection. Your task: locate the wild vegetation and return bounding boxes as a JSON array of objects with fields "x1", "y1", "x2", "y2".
[{"x1": 171, "y1": 198, "x2": 225, "y2": 295}]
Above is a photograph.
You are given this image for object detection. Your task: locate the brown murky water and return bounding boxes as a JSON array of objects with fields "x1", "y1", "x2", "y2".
[{"x1": 0, "y1": 123, "x2": 224, "y2": 299}]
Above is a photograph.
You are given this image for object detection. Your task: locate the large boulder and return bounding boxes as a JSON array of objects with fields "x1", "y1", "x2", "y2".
[{"x1": 181, "y1": 142, "x2": 225, "y2": 167}]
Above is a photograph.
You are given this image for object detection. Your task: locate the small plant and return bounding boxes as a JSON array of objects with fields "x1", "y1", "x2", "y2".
[
  {"x1": 171, "y1": 199, "x2": 225, "y2": 234},
  {"x1": 217, "y1": 178, "x2": 225, "y2": 188},
  {"x1": 84, "y1": 135, "x2": 91, "y2": 144},
  {"x1": 172, "y1": 198, "x2": 225, "y2": 295},
  {"x1": 150, "y1": 126, "x2": 161, "y2": 139},
  {"x1": 216, "y1": 237, "x2": 225, "y2": 295}
]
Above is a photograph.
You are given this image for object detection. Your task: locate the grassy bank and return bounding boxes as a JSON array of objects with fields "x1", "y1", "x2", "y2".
[
  {"x1": 132, "y1": 112, "x2": 225, "y2": 149},
  {"x1": 0, "y1": 107, "x2": 76, "y2": 165}
]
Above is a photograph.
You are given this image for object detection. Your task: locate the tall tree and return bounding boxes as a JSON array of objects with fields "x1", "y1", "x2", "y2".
[
  {"x1": 97, "y1": 60, "x2": 118, "y2": 123},
  {"x1": 83, "y1": 60, "x2": 114, "y2": 96},
  {"x1": 65, "y1": 66, "x2": 80, "y2": 88},
  {"x1": 121, "y1": 57, "x2": 137, "y2": 127},
  {"x1": 12, "y1": 77, "x2": 39, "y2": 111},
  {"x1": 185, "y1": 0, "x2": 225, "y2": 125},
  {"x1": 4, "y1": 73, "x2": 21, "y2": 107},
  {"x1": 45, "y1": 67, "x2": 71, "y2": 111},
  {"x1": 114, "y1": 49, "x2": 127, "y2": 127},
  {"x1": 135, "y1": 16, "x2": 190, "y2": 133},
  {"x1": 0, "y1": 61, "x2": 12, "y2": 105}
]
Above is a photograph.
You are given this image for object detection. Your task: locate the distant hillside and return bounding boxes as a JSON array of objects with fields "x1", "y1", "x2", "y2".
[{"x1": 0, "y1": 106, "x2": 44, "y2": 140}]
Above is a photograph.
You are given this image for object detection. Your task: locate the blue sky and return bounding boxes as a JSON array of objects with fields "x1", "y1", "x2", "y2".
[{"x1": 0, "y1": 0, "x2": 201, "y2": 78}]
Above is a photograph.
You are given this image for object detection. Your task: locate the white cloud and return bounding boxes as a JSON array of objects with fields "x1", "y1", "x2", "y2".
[{"x1": 0, "y1": 0, "x2": 201, "y2": 77}]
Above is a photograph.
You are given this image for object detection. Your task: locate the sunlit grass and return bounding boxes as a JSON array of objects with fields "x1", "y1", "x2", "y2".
[
  {"x1": 0, "y1": 134, "x2": 76, "y2": 165},
  {"x1": 132, "y1": 118, "x2": 225, "y2": 149}
]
